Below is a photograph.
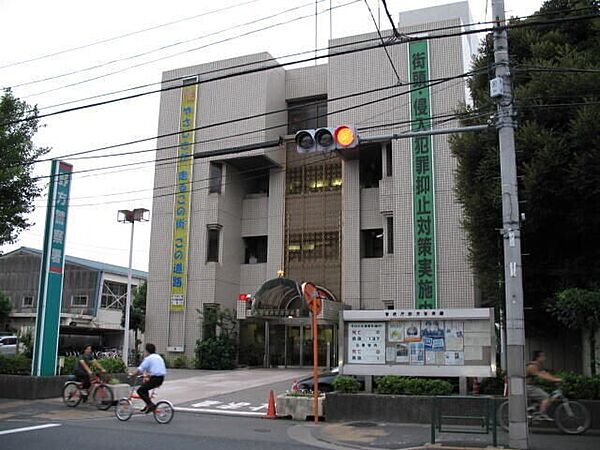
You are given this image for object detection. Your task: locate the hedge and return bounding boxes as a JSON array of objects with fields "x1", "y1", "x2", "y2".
[
  {"x1": 537, "y1": 372, "x2": 600, "y2": 400},
  {"x1": 332, "y1": 376, "x2": 361, "y2": 393},
  {"x1": 0, "y1": 354, "x2": 32, "y2": 375},
  {"x1": 375, "y1": 375, "x2": 454, "y2": 396},
  {"x1": 62, "y1": 355, "x2": 126, "y2": 375}
]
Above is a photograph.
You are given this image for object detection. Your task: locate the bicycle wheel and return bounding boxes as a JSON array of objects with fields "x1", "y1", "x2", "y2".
[
  {"x1": 555, "y1": 401, "x2": 590, "y2": 435},
  {"x1": 153, "y1": 401, "x2": 174, "y2": 424},
  {"x1": 62, "y1": 382, "x2": 81, "y2": 407},
  {"x1": 497, "y1": 400, "x2": 509, "y2": 432},
  {"x1": 92, "y1": 384, "x2": 114, "y2": 410},
  {"x1": 115, "y1": 398, "x2": 133, "y2": 421}
]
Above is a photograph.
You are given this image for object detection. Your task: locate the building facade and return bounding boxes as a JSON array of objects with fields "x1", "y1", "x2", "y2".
[
  {"x1": 0, "y1": 247, "x2": 147, "y2": 353},
  {"x1": 146, "y1": 2, "x2": 480, "y2": 364}
]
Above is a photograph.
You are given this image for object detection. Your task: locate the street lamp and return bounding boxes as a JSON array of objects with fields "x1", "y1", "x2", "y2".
[{"x1": 117, "y1": 208, "x2": 150, "y2": 367}]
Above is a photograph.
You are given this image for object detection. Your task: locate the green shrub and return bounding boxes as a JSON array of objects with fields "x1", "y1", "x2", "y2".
[
  {"x1": 98, "y1": 357, "x2": 126, "y2": 374},
  {"x1": 172, "y1": 355, "x2": 188, "y2": 369},
  {"x1": 332, "y1": 376, "x2": 361, "y2": 393},
  {"x1": 0, "y1": 354, "x2": 32, "y2": 375},
  {"x1": 537, "y1": 372, "x2": 600, "y2": 400},
  {"x1": 195, "y1": 337, "x2": 236, "y2": 370},
  {"x1": 375, "y1": 375, "x2": 453, "y2": 396},
  {"x1": 62, "y1": 356, "x2": 126, "y2": 375}
]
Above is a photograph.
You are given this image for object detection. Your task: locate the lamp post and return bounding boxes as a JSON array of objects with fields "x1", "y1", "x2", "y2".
[{"x1": 117, "y1": 208, "x2": 149, "y2": 367}]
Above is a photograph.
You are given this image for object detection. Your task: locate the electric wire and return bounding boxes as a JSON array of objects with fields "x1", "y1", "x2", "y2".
[
  {"x1": 362, "y1": 0, "x2": 403, "y2": 84},
  {"x1": 0, "y1": 0, "x2": 263, "y2": 70}
]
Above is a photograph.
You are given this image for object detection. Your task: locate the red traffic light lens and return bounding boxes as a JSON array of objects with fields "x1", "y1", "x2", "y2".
[{"x1": 335, "y1": 126, "x2": 355, "y2": 147}]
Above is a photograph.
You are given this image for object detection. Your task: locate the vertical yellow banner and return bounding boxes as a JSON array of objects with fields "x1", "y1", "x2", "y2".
[{"x1": 170, "y1": 81, "x2": 198, "y2": 312}]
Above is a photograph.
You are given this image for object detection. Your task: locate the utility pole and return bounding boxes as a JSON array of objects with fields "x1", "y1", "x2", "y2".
[{"x1": 491, "y1": 0, "x2": 529, "y2": 448}]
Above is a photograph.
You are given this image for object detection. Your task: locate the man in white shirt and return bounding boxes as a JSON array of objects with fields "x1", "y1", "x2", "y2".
[{"x1": 129, "y1": 343, "x2": 167, "y2": 413}]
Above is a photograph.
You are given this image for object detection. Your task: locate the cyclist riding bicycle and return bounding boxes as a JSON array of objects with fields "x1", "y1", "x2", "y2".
[
  {"x1": 129, "y1": 343, "x2": 167, "y2": 413},
  {"x1": 73, "y1": 344, "x2": 106, "y2": 401},
  {"x1": 526, "y1": 350, "x2": 562, "y2": 417}
]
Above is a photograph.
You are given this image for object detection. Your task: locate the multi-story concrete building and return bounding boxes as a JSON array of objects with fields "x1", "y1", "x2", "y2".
[
  {"x1": 146, "y1": 2, "x2": 480, "y2": 366},
  {"x1": 0, "y1": 247, "x2": 147, "y2": 352}
]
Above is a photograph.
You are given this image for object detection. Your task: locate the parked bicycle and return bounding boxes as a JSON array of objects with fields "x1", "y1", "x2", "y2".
[
  {"x1": 115, "y1": 375, "x2": 174, "y2": 424},
  {"x1": 498, "y1": 388, "x2": 590, "y2": 434},
  {"x1": 62, "y1": 373, "x2": 114, "y2": 411}
]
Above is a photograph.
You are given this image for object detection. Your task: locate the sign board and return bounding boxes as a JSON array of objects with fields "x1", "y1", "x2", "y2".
[
  {"x1": 33, "y1": 160, "x2": 73, "y2": 376},
  {"x1": 339, "y1": 308, "x2": 496, "y2": 378},
  {"x1": 169, "y1": 79, "x2": 198, "y2": 312},
  {"x1": 408, "y1": 39, "x2": 438, "y2": 309}
]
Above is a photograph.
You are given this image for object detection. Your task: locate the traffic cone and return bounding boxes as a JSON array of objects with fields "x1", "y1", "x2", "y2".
[{"x1": 265, "y1": 389, "x2": 277, "y2": 419}]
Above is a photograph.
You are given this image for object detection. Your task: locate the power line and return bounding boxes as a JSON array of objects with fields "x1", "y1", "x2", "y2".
[
  {"x1": 29, "y1": 5, "x2": 592, "y2": 114},
  {"x1": 7, "y1": 10, "x2": 595, "y2": 129},
  {"x1": 10, "y1": 0, "x2": 333, "y2": 92},
  {"x1": 19, "y1": 0, "x2": 358, "y2": 98},
  {"x1": 29, "y1": 68, "x2": 485, "y2": 172},
  {"x1": 380, "y1": 0, "x2": 401, "y2": 38},
  {"x1": 35, "y1": 19, "x2": 496, "y2": 114},
  {"x1": 0, "y1": 0, "x2": 263, "y2": 70},
  {"x1": 37, "y1": 108, "x2": 481, "y2": 209},
  {"x1": 362, "y1": 0, "x2": 403, "y2": 84}
]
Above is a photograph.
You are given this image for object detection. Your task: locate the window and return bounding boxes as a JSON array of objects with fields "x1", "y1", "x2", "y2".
[
  {"x1": 243, "y1": 236, "x2": 268, "y2": 264},
  {"x1": 101, "y1": 281, "x2": 128, "y2": 309},
  {"x1": 359, "y1": 143, "x2": 382, "y2": 188},
  {"x1": 22, "y1": 296, "x2": 34, "y2": 307},
  {"x1": 286, "y1": 163, "x2": 342, "y2": 195},
  {"x1": 287, "y1": 97, "x2": 327, "y2": 134},
  {"x1": 71, "y1": 295, "x2": 88, "y2": 307},
  {"x1": 245, "y1": 169, "x2": 269, "y2": 196},
  {"x1": 361, "y1": 229, "x2": 383, "y2": 258},
  {"x1": 387, "y1": 217, "x2": 394, "y2": 254},
  {"x1": 209, "y1": 162, "x2": 223, "y2": 194},
  {"x1": 207, "y1": 226, "x2": 221, "y2": 262},
  {"x1": 385, "y1": 143, "x2": 393, "y2": 177}
]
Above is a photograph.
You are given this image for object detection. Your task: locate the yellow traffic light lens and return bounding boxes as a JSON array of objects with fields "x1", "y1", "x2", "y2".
[{"x1": 335, "y1": 126, "x2": 355, "y2": 147}]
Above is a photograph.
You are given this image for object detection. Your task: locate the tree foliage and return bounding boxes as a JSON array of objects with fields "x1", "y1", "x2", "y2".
[
  {"x1": 0, "y1": 89, "x2": 49, "y2": 245},
  {"x1": 548, "y1": 288, "x2": 600, "y2": 375},
  {"x1": 121, "y1": 281, "x2": 147, "y2": 363},
  {"x1": 0, "y1": 289, "x2": 12, "y2": 330},
  {"x1": 450, "y1": 0, "x2": 600, "y2": 326}
]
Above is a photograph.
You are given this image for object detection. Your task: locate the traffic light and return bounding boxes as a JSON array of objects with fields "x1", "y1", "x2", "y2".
[{"x1": 294, "y1": 125, "x2": 358, "y2": 153}]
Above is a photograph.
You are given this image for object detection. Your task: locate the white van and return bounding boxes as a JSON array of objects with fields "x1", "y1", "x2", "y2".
[{"x1": 0, "y1": 335, "x2": 18, "y2": 355}]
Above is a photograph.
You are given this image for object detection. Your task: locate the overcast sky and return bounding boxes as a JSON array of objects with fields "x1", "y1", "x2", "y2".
[{"x1": 0, "y1": 0, "x2": 544, "y2": 272}]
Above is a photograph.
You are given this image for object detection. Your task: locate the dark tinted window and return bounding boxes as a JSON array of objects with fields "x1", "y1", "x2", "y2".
[
  {"x1": 361, "y1": 229, "x2": 383, "y2": 258},
  {"x1": 207, "y1": 228, "x2": 220, "y2": 262},
  {"x1": 287, "y1": 97, "x2": 327, "y2": 134},
  {"x1": 209, "y1": 163, "x2": 223, "y2": 194},
  {"x1": 244, "y1": 236, "x2": 268, "y2": 264}
]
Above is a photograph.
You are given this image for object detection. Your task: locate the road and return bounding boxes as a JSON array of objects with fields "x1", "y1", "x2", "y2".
[{"x1": 0, "y1": 412, "x2": 329, "y2": 450}]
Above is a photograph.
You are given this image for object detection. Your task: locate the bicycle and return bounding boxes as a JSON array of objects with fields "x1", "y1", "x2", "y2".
[
  {"x1": 62, "y1": 373, "x2": 114, "y2": 411},
  {"x1": 497, "y1": 388, "x2": 590, "y2": 434},
  {"x1": 115, "y1": 375, "x2": 174, "y2": 424}
]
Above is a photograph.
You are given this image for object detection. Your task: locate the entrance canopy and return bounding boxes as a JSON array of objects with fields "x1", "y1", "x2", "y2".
[{"x1": 250, "y1": 278, "x2": 338, "y2": 318}]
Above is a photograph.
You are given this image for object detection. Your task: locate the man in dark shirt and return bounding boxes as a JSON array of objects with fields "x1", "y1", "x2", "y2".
[{"x1": 73, "y1": 345, "x2": 106, "y2": 400}]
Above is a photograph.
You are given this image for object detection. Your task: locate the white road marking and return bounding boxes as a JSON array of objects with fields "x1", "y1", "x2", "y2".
[
  {"x1": 0, "y1": 423, "x2": 62, "y2": 436},
  {"x1": 175, "y1": 407, "x2": 266, "y2": 417}
]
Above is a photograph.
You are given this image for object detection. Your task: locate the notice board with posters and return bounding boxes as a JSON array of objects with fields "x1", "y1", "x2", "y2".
[{"x1": 340, "y1": 308, "x2": 496, "y2": 377}]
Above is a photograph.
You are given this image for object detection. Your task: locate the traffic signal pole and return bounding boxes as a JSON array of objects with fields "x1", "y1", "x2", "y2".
[{"x1": 492, "y1": 0, "x2": 529, "y2": 448}]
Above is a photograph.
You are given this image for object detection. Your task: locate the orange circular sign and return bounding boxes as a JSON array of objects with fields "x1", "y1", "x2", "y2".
[{"x1": 302, "y1": 282, "x2": 322, "y2": 315}]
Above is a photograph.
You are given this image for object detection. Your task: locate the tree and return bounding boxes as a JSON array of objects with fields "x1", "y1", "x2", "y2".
[
  {"x1": 0, "y1": 289, "x2": 12, "y2": 331},
  {"x1": 195, "y1": 307, "x2": 238, "y2": 370},
  {"x1": 450, "y1": 0, "x2": 600, "y2": 328},
  {"x1": 121, "y1": 281, "x2": 146, "y2": 363},
  {"x1": 548, "y1": 288, "x2": 600, "y2": 375},
  {"x1": 0, "y1": 89, "x2": 49, "y2": 246}
]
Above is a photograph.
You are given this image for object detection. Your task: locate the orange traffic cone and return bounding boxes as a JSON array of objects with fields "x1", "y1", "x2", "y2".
[{"x1": 265, "y1": 389, "x2": 277, "y2": 419}]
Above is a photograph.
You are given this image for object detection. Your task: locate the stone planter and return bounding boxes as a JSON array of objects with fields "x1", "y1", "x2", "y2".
[{"x1": 276, "y1": 394, "x2": 324, "y2": 420}]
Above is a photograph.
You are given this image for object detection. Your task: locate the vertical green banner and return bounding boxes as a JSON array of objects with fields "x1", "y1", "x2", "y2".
[
  {"x1": 409, "y1": 40, "x2": 437, "y2": 309},
  {"x1": 170, "y1": 81, "x2": 198, "y2": 312},
  {"x1": 33, "y1": 160, "x2": 72, "y2": 376}
]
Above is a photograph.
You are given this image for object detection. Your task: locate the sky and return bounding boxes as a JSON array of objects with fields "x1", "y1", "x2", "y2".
[{"x1": 0, "y1": 0, "x2": 545, "y2": 272}]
